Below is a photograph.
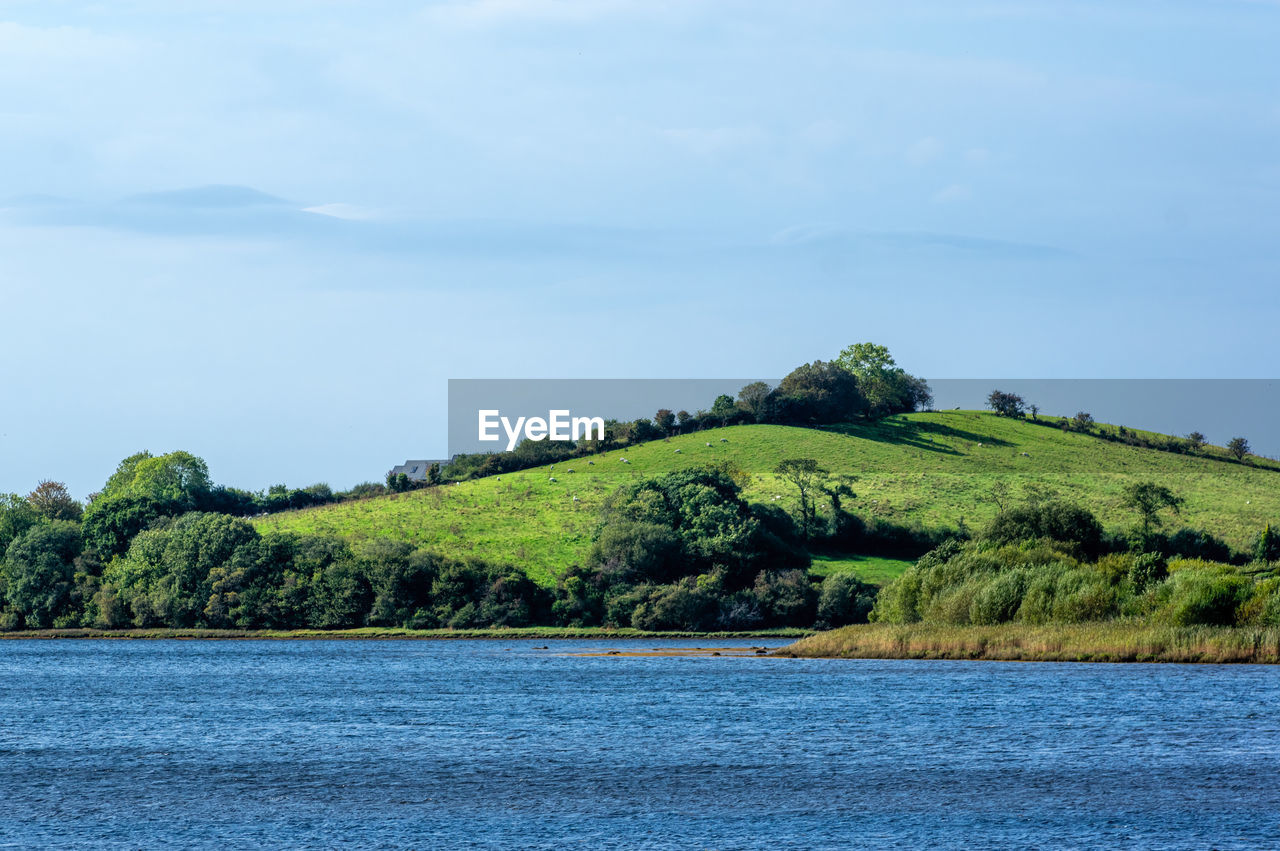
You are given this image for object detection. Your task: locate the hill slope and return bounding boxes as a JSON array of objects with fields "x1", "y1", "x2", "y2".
[{"x1": 254, "y1": 412, "x2": 1280, "y2": 585}]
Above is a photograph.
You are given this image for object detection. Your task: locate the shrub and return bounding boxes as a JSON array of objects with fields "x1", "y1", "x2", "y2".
[
  {"x1": 969, "y1": 569, "x2": 1028, "y2": 625},
  {"x1": 1128, "y1": 551, "x2": 1168, "y2": 591},
  {"x1": 815, "y1": 573, "x2": 878, "y2": 628},
  {"x1": 1152, "y1": 569, "x2": 1250, "y2": 626},
  {"x1": 983, "y1": 500, "x2": 1104, "y2": 557}
]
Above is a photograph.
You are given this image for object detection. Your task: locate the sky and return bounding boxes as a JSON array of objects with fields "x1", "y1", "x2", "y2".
[{"x1": 2, "y1": 0, "x2": 1279, "y2": 498}]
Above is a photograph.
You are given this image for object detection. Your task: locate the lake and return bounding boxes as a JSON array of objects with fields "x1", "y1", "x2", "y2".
[{"x1": 2, "y1": 638, "x2": 1278, "y2": 849}]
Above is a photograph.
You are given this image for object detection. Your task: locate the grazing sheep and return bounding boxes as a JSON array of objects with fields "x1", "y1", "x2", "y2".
[
  {"x1": 705, "y1": 442, "x2": 712, "y2": 447},
  {"x1": 572, "y1": 496, "x2": 580, "y2": 502},
  {"x1": 1021, "y1": 452, "x2": 1030, "y2": 457},
  {"x1": 720, "y1": 438, "x2": 728, "y2": 442},
  {"x1": 588, "y1": 460, "x2": 594, "y2": 465},
  {"x1": 567, "y1": 468, "x2": 575, "y2": 473},
  {"x1": 549, "y1": 477, "x2": 557, "y2": 482},
  {"x1": 621, "y1": 458, "x2": 630, "y2": 464},
  {"x1": 674, "y1": 449, "x2": 681, "y2": 453}
]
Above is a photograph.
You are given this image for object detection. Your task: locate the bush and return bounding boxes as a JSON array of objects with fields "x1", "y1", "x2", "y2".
[
  {"x1": 630, "y1": 580, "x2": 720, "y2": 631},
  {"x1": 815, "y1": 573, "x2": 877, "y2": 628},
  {"x1": 1152, "y1": 570, "x2": 1250, "y2": 626},
  {"x1": 1128, "y1": 551, "x2": 1168, "y2": 591},
  {"x1": 983, "y1": 500, "x2": 1104, "y2": 557},
  {"x1": 968, "y1": 569, "x2": 1028, "y2": 625}
]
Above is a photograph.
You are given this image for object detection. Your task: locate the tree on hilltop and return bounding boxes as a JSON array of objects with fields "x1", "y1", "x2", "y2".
[{"x1": 987, "y1": 390, "x2": 1025, "y2": 418}]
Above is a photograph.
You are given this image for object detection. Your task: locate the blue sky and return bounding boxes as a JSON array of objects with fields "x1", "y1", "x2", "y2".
[{"x1": 2, "y1": 0, "x2": 1279, "y2": 498}]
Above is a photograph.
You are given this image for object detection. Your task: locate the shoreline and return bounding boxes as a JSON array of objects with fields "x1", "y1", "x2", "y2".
[
  {"x1": 0, "y1": 626, "x2": 813, "y2": 641},
  {"x1": 775, "y1": 622, "x2": 1280, "y2": 664}
]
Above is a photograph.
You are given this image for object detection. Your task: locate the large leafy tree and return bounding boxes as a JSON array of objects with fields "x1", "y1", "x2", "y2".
[
  {"x1": 774, "y1": 458, "x2": 825, "y2": 540},
  {"x1": 1124, "y1": 481, "x2": 1184, "y2": 541},
  {"x1": 103, "y1": 450, "x2": 211, "y2": 509},
  {"x1": 104, "y1": 512, "x2": 261, "y2": 627},
  {"x1": 591, "y1": 467, "x2": 803, "y2": 586},
  {"x1": 769, "y1": 360, "x2": 867, "y2": 424},
  {"x1": 26, "y1": 481, "x2": 83, "y2": 522},
  {"x1": 835, "y1": 342, "x2": 933, "y2": 418},
  {"x1": 0, "y1": 494, "x2": 40, "y2": 554},
  {"x1": 2, "y1": 520, "x2": 83, "y2": 629}
]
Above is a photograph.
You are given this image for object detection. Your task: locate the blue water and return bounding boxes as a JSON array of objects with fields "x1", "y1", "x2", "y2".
[{"x1": 2, "y1": 639, "x2": 1279, "y2": 849}]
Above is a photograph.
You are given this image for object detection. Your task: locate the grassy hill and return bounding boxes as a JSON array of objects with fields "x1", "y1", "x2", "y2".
[{"x1": 254, "y1": 411, "x2": 1280, "y2": 587}]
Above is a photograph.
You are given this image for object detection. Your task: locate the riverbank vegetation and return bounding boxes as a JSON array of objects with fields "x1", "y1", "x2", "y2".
[{"x1": 777, "y1": 622, "x2": 1280, "y2": 663}]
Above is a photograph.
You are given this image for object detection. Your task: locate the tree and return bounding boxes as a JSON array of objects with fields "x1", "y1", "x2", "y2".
[
  {"x1": 816, "y1": 573, "x2": 877, "y2": 628},
  {"x1": 101, "y1": 450, "x2": 212, "y2": 510},
  {"x1": 0, "y1": 494, "x2": 40, "y2": 554},
  {"x1": 834, "y1": 342, "x2": 932, "y2": 418},
  {"x1": 1029, "y1": 404, "x2": 1039, "y2": 420},
  {"x1": 104, "y1": 512, "x2": 262, "y2": 628},
  {"x1": 735, "y1": 382, "x2": 772, "y2": 422},
  {"x1": 1123, "y1": 481, "x2": 1184, "y2": 541},
  {"x1": 709, "y1": 394, "x2": 737, "y2": 424},
  {"x1": 770, "y1": 361, "x2": 867, "y2": 424},
  {"x1": 2, "y1": 520, "x2": 83, "y2": 629},
  {"x1": 26, "y1": 481, "x2": 83, "y2": 522},
  {"x1": 81, "y1": 492, "x2": 166, "y2": 558},
  {"x1": 774, "y1": 458, "x2": 826, "y2": 540},
  {"x1": 1071, "y1": 411, "x2": 1095, "y2": 432},
  {"x1": 987, "y1": 390, "x2": 1025, "y2": 417},
  {"x1": 836, "y1": 342, "x2": 895, "y2": 374},
  {"x1": 653, "y1": 408, "x2": 676, "y2": 434},
  {"x1": 1227, "y1": 437, "x2": 1250, "y2": 461},
  {"x1": 1256, "y1": 524, "x2": 1280, "y2": 564},
  {"x1": 983, "y1": 499, "x2": 1104, "y2": 557},
  {"x1": 1187, "y1": 431, "x2": 1206, "y2": 451}
]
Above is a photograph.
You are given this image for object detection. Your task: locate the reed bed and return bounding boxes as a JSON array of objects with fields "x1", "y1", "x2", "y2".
[{"x1": 777, "y1": 621, "x2": 1280, "y2": 663}]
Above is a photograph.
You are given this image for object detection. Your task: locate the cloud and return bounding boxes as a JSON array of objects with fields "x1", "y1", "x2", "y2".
[
  {"x1": 302, "y1": 203, "x2": 379, "y2": 221},
  {"x1": 932, "y1": 183, "x2": 972, "y2": 204},
  {"x1": 905, "y1": 136, "x2": 945, "y2": 166},
  {"x1": 768, "y1": 223, "x2": 1071, "y2": 261},
  {"x1": 121, "y1": 185, "x2": 288, "y2": 209}
]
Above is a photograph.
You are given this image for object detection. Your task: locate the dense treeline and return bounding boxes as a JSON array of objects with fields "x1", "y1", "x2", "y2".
[{"x1": 0, "y1": 462, "x2": 880, "y2": 632}]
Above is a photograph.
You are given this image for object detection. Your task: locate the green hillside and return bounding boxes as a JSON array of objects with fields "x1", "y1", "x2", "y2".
[{"x1": 254, "y1": 411, "x2": 1280, "y2": 586}]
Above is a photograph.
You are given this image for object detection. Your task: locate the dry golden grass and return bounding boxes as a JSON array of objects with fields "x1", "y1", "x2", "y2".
[{"x1": 777, "y1": 621, "x2": 1280, "y2": 663}]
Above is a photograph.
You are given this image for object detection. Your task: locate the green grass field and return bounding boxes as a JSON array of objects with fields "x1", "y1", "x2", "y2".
[{"x1": 255, "y1": 411, "x2": 1280, "y2": 586}]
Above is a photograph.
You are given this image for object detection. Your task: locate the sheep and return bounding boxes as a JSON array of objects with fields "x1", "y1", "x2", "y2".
[
  {"x1": 572, "y1": 496, "x2": 580, "y2": 502},
  {"x1": 549, "y1": 477, "x2": 557, "y2": 482},
  {"x1": 720, "y1": 438, "x2": 728, "y2": 442},
  {"x1": 621, "y1": 458, "x2": 630, "y2": 464},
  {"x1": 674, "y1": 449, "x2": 682, "y2": 453},
  {"x1": 705, "y1": 442, "x2": 712, "y2": 447},
  {"x1": 567, "y1": 468, "x2": 575, "y2": 473},
  {"x1": 588, "y1": 460, "x2": 595, "y2": 465}
]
